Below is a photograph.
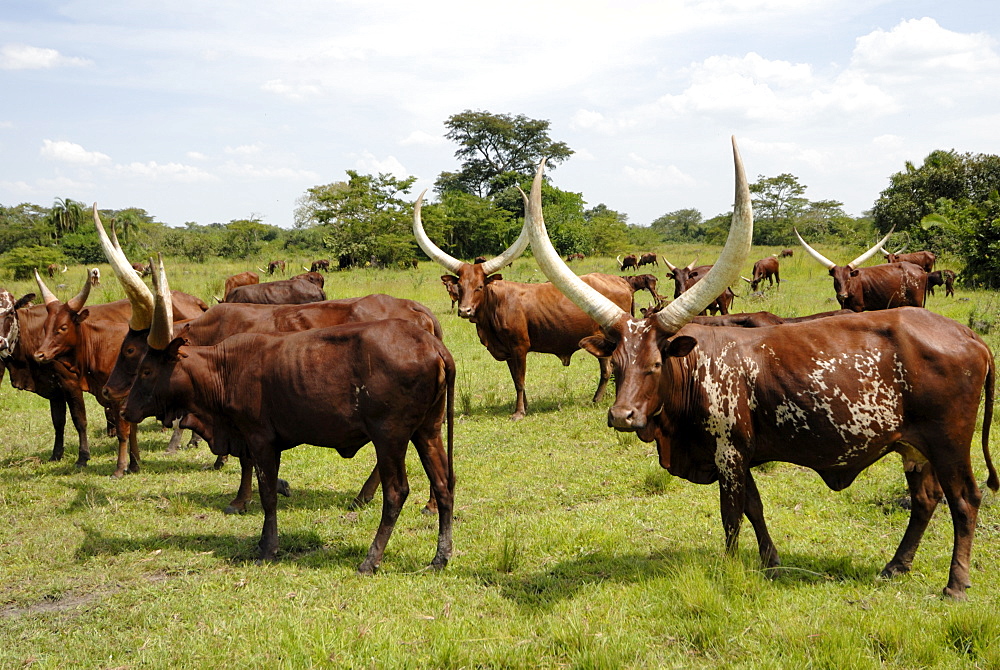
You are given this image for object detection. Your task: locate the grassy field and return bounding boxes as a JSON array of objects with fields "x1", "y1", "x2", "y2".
[{"x1": 2, "y1": 246, "x2": 1000, "y2": 669}]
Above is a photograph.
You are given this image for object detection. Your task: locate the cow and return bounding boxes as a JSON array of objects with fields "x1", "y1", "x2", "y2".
[
  {"x1": 442, "y1": 277, "x2": 461, "y2": 311},
  {"x1": 88, "y1": 268, "x2": 101, "y2": 286},
  {"x1": 663, "y1": 259, "x2": 735, "y2": 316},
  {"x1": 778, "y1": 249, "x2": 793, "y2": 258},
  {"x1": 224, "y1": 276, "x2": 326, "y2": 305},
  {"x1": 223, "y1": 271, "x2": 259, "y2": 300},
  {"x1": 796, "y1": 229, "x2": 928, "y2": 312},
  {"x1": 261, "y1": 260, "x2": 286, "y2": 275},
  {"x1": 742, "y1": 256, "x2": 780, "y2": 291},
  {"x1": 131, "y1": 262, "x2": 151, "y2": 277},
  {"x1": 1, "y1": 290, "x2": 91, "y2": 466},
  {"x1": 881, "y1": 247, "x2": 936, "y2": 273},
  {"x1": 525, "y1": 138, "x2": 997, "y2": 600},
  {"x1": 309, "y1": 259, "x2": 331, "y2": 273},
  {"x1": 927, "y1": 269, "x2": 956, "y2": 297},
  {"x1": 47, "y1": 264, "x2": 67, "y2": 278},
  {"x1": 622, "y1": 274, "x2": 660, "y2": 316},
  {"x1": 617, "y1": 254, "x2": 638, "y2": 272},
  {"x1": 565, "y1": 252, "x2": 585, "y2": 262},
  {"x1": 637, "y1": 252, "x2": 658, "y2": 268},
  {"x1": 122, "y1": 262, "x2": 455, "y2": 572},
  {"x1": 473, "y1": 256, "x2": 488, "y2": 265},
  {"x1": 414, "y1": 190, "x2": 633, "y2": 420}
]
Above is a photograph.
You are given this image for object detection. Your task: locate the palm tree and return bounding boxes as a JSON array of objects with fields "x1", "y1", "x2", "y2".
[{"x1": 46, "y1": 197, "x2": 86, "y2": 240}]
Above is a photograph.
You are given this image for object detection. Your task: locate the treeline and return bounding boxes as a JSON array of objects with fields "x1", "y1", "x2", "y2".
[{"x1": 2, "y1": 111, "x2": 998, "y2": 284}]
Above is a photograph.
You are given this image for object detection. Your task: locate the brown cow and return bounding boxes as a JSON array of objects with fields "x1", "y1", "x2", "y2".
[
  {"x1": 617, "y1": 254, "x2": 638, "y2": 272},
  {"x1": 527, "y1": 138, "x2": 997, "y2": 600},
  {"x1": 796, "y1": 229, "x2": 927, "y2": 311},
  {"x1": 742, "y1": 256, "x2": 780, "y2": 291},
  {"x1": 637, "y1": 252, "x2": 658, "y2": 268},
  {"x1": 622, "y1": 274, "x2": 659, "y2": 316},
  {"x1": 131, "y1": 262, "x2": 151, "y2": 277},
  {"x1": 778, "y1": 249, "x2": 793, "y2": 258},
  {"x1": 260, "y1": 260, "x2": 286, "y2": 275},
  {"x1": 927, "y1": 269, "x2": 956, "y2": 297},
  {"x1": 1, "y1": 290, "x2": 91, "y2": 465},
  {"x1": 415, "y1": 190, "x2": 633, "y2": 420},
  {"x1": 565, "y1": 252, "x2": 585, "y2": 262},
  {"x1": 46, "y1": 263, "x2": 67, "y2": 278},
  {"x1": 881, "y1": 247, "x2": 936, "y2": 273},
  {"x1": 441, "y1": 277, "x2": 461, "y2": 310},
  {"x1": 224, "y1": 276, "x2": 326, "y2": 304},
  {"x1": 663, "y1": 259, "x2": 735, "y2": 315},
  {"x1": 310, "y1": 259, "x2": 331, "y2": 273},
  {"x1": 223, "y1": 271, "x2": 259, "y2": 300},
  {"x1": 123, "y1": 265, "x2": 455, "y2": 572}
]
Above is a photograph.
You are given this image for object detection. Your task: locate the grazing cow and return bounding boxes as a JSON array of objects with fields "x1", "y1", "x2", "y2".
[
  {"x1": 565, "y1": 252, "x2": 585, "y2": 262},
  {"x1": 796, "y1": 229, "x2": 928, "y2": 312},
  {"x1": 617, "y1": 254, "x2": 638, "y2": 272},
  {"x1": 223, "y1": 271, "x2": 259, "y2": 300},
  {"x1": 622, "y1": 274, "x2": 659, "y2": 316},
  {"x1": 47, "y1": 264, "x2": 68, "y2": 278},
  {"x1": 742, "y1": 256, "x2": 780, "y2": 291},
  {"x1": 123, "y1": 265, "x2": 455, "y2": 572},
  {"x1": 637, "y1": 252, "x2": 658, "y2": 268},
  {"x1": 881, "y1": 247, "x2": 936, "y2": 273},
  {"x1": 778, "y1": 249, "x2": 793, "y2": 258},
  {"x1": 131, "y1": 262, "x2": 151, "y2": 277},
  {"x1": 1, "y1": 290, "x2": 91, "y2": 465},
  {"x1": 309, "y1": 259, "x2": 331, "y2": 273},
  {"x1": 224, "y1": 276, "x2": 326, "y2": 305},
  {"x1": 927, "y1": 269, "x2": 956, "y2": 297},
  {"x1": 663, "y1": 259, "x2": 735, "y2": 316},
  {"x1": 527, "y1": 138, "x2": 997, "y2": 600},
  {"x1": 266, "y1": 260, "x2": 286, "y2": 275},
  {"x1": 415, "y1": 190, "x2": 633, "y2": 420}
]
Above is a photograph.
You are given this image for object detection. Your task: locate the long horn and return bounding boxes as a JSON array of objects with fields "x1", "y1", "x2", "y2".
[
  {"x1": 663, "y1": 258, "x2": 677, "y2": 272},
  {"x1": 846, "y1": 227, "x2": 895, "y2": 269},
  {"x1": 65, "y1": 271, "x2": 93, "y2": 313},
  {"x1": 33, "y1": 269, "x2": 59, "y2": 305},
  {"x1": 413, "y1": 190, "x2": 529, "y2": 275},
  {"x1": 147, "y1": 254, "x2": 174, "y2": 350},
  {"x1": 94, "y1": 203, "x2": 155, "y2": 330},
  {"x1": 794, "y1": 228, "x2": 837, "y2": 270},
  {"x1": 524, "y1": 159, "x2": 628, "y2": 329},
  {"x1": 685, "y1": 258, "x2": 699, "y2": 271},
  {"x1": 654, "y1": 137, "x2": 752, "y2": 333}
]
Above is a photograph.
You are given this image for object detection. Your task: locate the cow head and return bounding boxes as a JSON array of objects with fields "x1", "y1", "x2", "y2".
[
  {"x1": 0, "y1": 290, "x2": 34, "y2": 359},
  {"x1": 32, "y1": 269, "x2": 95, "y2": 363},
  {"x1": 795, "y1": 227, "x2": 894, "y2": 310},
  {"x1": 662, "y1": 258, "x2": 699, "y2": 298},
  {"x1": 524, "y1": 137, "x2": 753, "y2": 440},
  {"x1": 413, "y1": 189, "x2": 529, "y2": 322}
]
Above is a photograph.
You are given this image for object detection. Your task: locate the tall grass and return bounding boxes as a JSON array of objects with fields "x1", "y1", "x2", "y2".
[{"x1": 1, "y1": 247, "x2": 998, "y2": 668}]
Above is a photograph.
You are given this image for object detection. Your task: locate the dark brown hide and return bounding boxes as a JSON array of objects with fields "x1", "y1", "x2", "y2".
[
  {"x1": 666, "y1": 264, "x2": 735, "y2": 315},
  {"x1": 747, "y1": 257, "x2": 779, "y2": 291},
  {"x1": 830, "y1": 261, "x2": 927, "y2": 312},
  {"x1": 310, "y1": 259, "x2": 331, "y2": 273},
  {"x1": 885, "y1": 250, "x2": 935, "y2": 272},
  {"x1": 637, "y1": 252, "x2": 658, "y2": 268},
  {"x1": 224, "y1": 277, "x2": 326, "y2": 305},
  {"x1": 618, "y1": 254, "x2": 638, "y2": 272}
]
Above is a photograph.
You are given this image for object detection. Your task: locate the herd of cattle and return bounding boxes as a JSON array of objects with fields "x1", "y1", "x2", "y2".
[{"x1": 0, "y1": 138, "x2": 993, "y2": 599}]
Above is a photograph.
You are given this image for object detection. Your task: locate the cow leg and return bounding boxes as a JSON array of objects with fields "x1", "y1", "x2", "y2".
[
  {"x1": 48, "y1": 397, "x2": 67, "y2": 462},
  {"x1": 225, "y1": 457, "x2": 256, "y2": 515},
  {"x1": 127, "y1": 422, "x2": 140, "y2": 474},
  {"x1": 351, "y1": 466, "x2": 381, "y2": 509},
  {"x1": 930, "y1": 461, "x2": 982, "y2": 600},
  {"x1": 186, "y1": 431, "x2": 202, "y2": 449},
  {"x1": 744, "y1": 469, "x2": 780, "y2": 570},
  {"x1": 253, "y1": 447, "x2": 282, "y2": 561},
  {"x1": 881, "y1": 464, "x2": 943, "y2": 579},
  {"x1": 592, "y1": 357, "x2": 613, "y2": 403},
  {"x1": 165, "y1": 418, "x2": 184, "y2": 454},
  {"x1": 411, "y1": 422, "x2": 453, "y2": 567},
  {"x1": 717, "y1": 450, "x2": 747, "y2": 558},
  {"x1": 66, "y1": 390, "x2": 90, "y2": 467},
  {"x1": 506, "y1": 354, "x2": 528, "y2": 421},
  {"x1": 358, "y1": 441, "x2": 409, "y2": 574}
]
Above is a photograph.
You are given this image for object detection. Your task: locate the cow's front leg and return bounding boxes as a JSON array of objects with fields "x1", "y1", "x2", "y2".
[
  {"x1": 716, "y1": 447, "x2": 747, "y2": 558},
  {"x1": 253, "y1": 446, "x2": 281, "y2": 562},
  {"x1": 744, "y1": 469, "x2": 780, "y2": 570},
  {"x1": 592, "y1": 356, "x2": 612, "y2": 403},
  {"x1": 506, "y1": 353, "x2": 528, "y2": 421}
]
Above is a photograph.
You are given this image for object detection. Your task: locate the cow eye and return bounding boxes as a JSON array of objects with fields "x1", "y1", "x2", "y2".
[{"x1": 125, "y1": 347, "x2": 135, "y2": 356}]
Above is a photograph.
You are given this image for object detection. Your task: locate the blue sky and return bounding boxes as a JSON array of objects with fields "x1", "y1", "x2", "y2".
[{"x1": 2, "y1": 0, "x2": 998, "y2": 229}]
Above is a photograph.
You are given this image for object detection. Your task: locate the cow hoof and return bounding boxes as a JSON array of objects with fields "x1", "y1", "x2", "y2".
[
  {"x1": 224, "y1": 503, "x2": 248, "y2": 515},
  {"x1": 74, "y1": 458, "x2": 89, "y2": 469},
  {"x1": 127, "y1": 465, "x2": 140, "y2": 475},
  {"x1": 420, "y1": 504, "x2": 437, "y2": 516},
  {"x1": 430, "y1": 557, "x2": 449, "y2": 570},
  {"x1": 510, "y1": 412, "x2": 526, "y2": 422},
  {"x1": 879, "y1": 562, "x2": 910, "y2": 579},
  {"x1": 49, "y1": 452, "x2": 64, "y2": 462},
  {"x1": 277, "y1": 479, "x2": 291, "y2": 497},
  {"x1": 111, "y1": 470, "x2": 126, "y2": 479},
  {"x1": 348, "y1": 496, "x2": 372, "y2": 510},
  {"x1": 943, "y1": 586, "x2": 969, "y2": 601},
  {"x1": 357, "y1": 562, "x2": 378, "y2": 575},
  {"x1": 212, "y1": 457, "x2": 227, "y2": 470}
]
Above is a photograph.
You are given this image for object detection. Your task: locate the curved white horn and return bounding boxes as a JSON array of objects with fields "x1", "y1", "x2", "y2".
[
  {"x1": 33, "y1": 269, "x2": 59, "y2": 305},
  {"x1": 147, "y1": 254, "x2": 174, "y2": 350},
  {"x1": 662, "y1": 257, "x2": 677, "y2": 272},
  {"x1": 685, "y1": 258, "x2": 699, "y2": 271},
  {"x1": 846, "y1": 227, "x2": 895, "y2": 269},
  {"x1": 524, "y1": 160, "x2": 627, "y2": 329},
  {"x1": 794, "y1": 228, "x2": 837, "y2": 270},
  {"x1": 94, "y1": 203, "x2": 155, "y2": 330},
  {"x1": 654, "y1": 137, "x2": 753, "y2": 333}
]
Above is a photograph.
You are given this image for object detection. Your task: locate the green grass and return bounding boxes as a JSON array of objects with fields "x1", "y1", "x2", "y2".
[{"x1": 2, "y1": 247, "x2": 999, "y2": 668}]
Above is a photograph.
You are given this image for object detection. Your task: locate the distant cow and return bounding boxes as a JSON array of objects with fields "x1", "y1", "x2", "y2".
[
  {"x1": 88, "y1": 268, "x2": 101, "y2": 286},
  {"x1": 617, "y1": 254, "x2": 638, "y2": 272},
  {"x1": 442, "y1": 277, "x2": 461, "y2": 310},
  {"x1": 927, "y1": 269, "x2": 957, "y2": 297},
  {"x1": 46, "y1": 264, "x2": 67, "y2": 278},
  {"x1": 131, "y1": 262, "x2": 151, "y2": 277},
  {"x1": 223, "y1": 271, "x2": 259, "y2": 300},
  {"x1": 743, "y1": 256, "x2": 780, "y2": 291},
  {"x1": 309, "y1": 259, "x2": 331, "y2": 273},
  {"x1": 778, "y1": 249, "x2": 793, "y2": 258},
  {"x1": 623, "y1": 274, "x2": 659, "y2": 316},
  {"x1": 797, "y1": 229, "x2": 927, "y2": 312},
  {"x1": 882, "y1": 247, "x2": 936, "y2": 273},
  {"x1": 224, "y1": 276, "x2": 326, "y2": 305},
  {"x1": 291, "y1": 271, "x2": 325, "y2": 289},
  {"x1": 565, "y1": 252, "x2": 585, "y2": 262},
  {"x1": 663, "y1": 259, "x2": 735, "y2": 315},
  {"x1": 637, "y1": 252, "x2": 658, "y2": 268},
  {"x1": 258, "y1": 260, "x2": 286, "y2": 275}
]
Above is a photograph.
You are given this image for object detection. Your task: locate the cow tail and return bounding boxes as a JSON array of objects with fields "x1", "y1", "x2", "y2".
[{"x1": 984, "y1": 355, "x2": 999, "y2": 492}]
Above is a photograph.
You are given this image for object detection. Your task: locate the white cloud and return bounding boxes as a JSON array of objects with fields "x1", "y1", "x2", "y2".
[
  {"x1": 622, "y1": 153, "x2": 696, "y2": 188},
  {"x1": 219, "y1": 162, "x2": 320, "y2": 180},
  {"x1": 852, "y1": 17, "x2": 1000, "y2": 76},
  {"x1": 225, "y1": 143, "x2": 264, "y2": 156},
  {"x1": 399, "y1": 130, "x2": 447, "y2": 147},
  {"x1": 40, "y1": 140, "x2": 111, "y2": 166},
  {"x1": 353, "y1": 151, "x2": 409, "y2": 179},
  {"x1": 261, "y1": 79, "x2": 322, "y2": 101},
  {"x1": 111, "y1": 161, "x2": 217, "y2": 183},
  {"x1": 186, "y1": 151, "x2": 209, "y2": 160},
  {"x1": 0, "y1": 44, "x2": 91, "y2": 70}
]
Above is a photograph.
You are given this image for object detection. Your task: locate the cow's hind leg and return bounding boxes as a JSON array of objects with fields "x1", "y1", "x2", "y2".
[
  {"x1": 350, "y1": 465, "x2": 435, "y2": 514},
  {"x1": 717, "y1": 449, "x2": 748, "y2": 558},
  {"x1": 930, "y1": 459, "x2": 983, "y2": 600},
  {"x1": 881, "y1": 461, "x2": 943, "y2": 579},
  {"x1": 165, "y1": 418, "x2": 184, "y2": 454},
  {"x1": 593, "y1": 356, "x2": 612, "y2": 403},
  {"x1": 253, "y1": 446, "x2": 282, "y2": 561},
  {"x1": 412, "y1": 429, "x2": 453, "y2": 569},
  {"x1": 358, "y1": 440, "x2": 409, "y2": 574},
  {"x1": 745, "y1": 469, "x2": 780, "y2": 570}
]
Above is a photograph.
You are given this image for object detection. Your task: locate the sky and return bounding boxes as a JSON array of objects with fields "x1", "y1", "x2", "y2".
[{"x1": 1, "y1": 0, "x2": 999, "y2": 230}]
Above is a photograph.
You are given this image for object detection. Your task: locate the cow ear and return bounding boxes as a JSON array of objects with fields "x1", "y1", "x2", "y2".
[
  {"x1": 485, "y1": 273, "x2": 503, "y2": 284},
  {"x1": 665, "y1": 335, "x2": 696, "y2": 358},
  {"x1": 165, "y1": 337, "x2": 187, "y2": 360},
  {"x1": 441, "y1": 275, "x2": 458, "y2": 286},
  {"x1": 15, "y1": 294, "x2": 35, "y2": 310},
  {"x1": 849, "y1": 269, "x2": 860, "y2": 278},
  {"x1": 688, "y1": 271, "x2": 700, "y2": 279},
  {"x1": 72, "y1": 309, "x2": 90, "y2": 324},
  {"x1": 579, "y1": 335, "x2": 616, "y2": 359}
]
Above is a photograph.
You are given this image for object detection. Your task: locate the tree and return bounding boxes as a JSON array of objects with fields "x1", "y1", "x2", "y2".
[
  {"x1": 437, "y1": 110, "x2": 574, "y2": 198},
  {"x1": 45, "y1": 197, "x2": 87, "y2": 241},
  {"x1": 0, "y1": 245, "x2": 67, "y2": 279},
  {"x1": 750, "y1": 174, "x2": 808, "y2": 245},
  {"x1": 650, "y1": 208, "x2": 704, "y2": 243}
]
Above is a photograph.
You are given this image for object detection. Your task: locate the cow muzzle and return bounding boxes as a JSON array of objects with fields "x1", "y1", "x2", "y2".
[
  {"x1": 457, "y1": 306, "x2": 475, "y2": 320},
  {"x1": 608, "y1": 406, "x2": 643, "y2": 431}
]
